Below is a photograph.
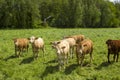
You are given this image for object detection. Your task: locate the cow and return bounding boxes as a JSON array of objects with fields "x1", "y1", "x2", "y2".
[
  {"x1": 28, "y1": 36, "x2": 45, "y2": 59},
  {"x1": 75, "y1": 39, "x2": 93, "y2": 66},
  {"x1": 63, "y1": 38, "x2": 76, "y2": 59},
  {"x1": 13, "y1": 38, "x2": 29, "y2": 57},
  {"x1": 51, "y1": 40, "x2": 70, "y2": 71},
  {"x1": 106, "y1": 39, "x2": 120, "y2": 63},
  {"x1": 64, "y1": 34, "x2": 85, "y2": 44}
]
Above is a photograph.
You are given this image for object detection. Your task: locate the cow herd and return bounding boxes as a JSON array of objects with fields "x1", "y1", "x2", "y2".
[{"x1": 13, "y1": 34, "x2": 120, "y2": 71}]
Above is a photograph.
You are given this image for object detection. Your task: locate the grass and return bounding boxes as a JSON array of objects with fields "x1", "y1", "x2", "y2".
[{"x1": 0, "y1": 28, "x2": 120, "y2": 80}]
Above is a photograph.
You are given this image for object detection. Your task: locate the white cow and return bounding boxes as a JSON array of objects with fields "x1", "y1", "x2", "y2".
[
  {"x1": 63, "y1": 38, "x2": 76, "y2": 58},
  {"x1": 29, "y1": 36, "x2": 45, "y2": 59},
  {"x1": 51, "y1": 40, "x2": 70, "y2": 71}
]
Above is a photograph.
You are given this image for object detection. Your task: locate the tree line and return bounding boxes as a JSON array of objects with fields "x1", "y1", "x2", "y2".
[{"x1": 0, "y1": 0, "x2": 120, "y2": 29}]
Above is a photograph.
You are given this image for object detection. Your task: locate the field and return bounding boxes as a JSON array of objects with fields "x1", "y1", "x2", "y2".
[{"x1": 0, "y1": 28, "x2": 120, "y2": 80}]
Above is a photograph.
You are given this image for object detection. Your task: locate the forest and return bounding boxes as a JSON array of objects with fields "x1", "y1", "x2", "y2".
[{"x1": 0, "y1": 0, "x2": 120, "y2": 29}]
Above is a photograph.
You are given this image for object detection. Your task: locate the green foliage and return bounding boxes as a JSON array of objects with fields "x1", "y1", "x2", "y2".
[
  {"x1": 0, "y1": 0, "x2": 41, "y2": 29},
  {"x1": 0, "y1": 0, "x2": 120, "y2": 28},
  {"x1": 0, "y1": 28, "x2": 120, "y2": 80}
]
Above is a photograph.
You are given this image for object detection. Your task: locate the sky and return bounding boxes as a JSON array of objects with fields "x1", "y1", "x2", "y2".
[
  {"x1": 109, "y1": 0, "x2": 114, "y2": 2},
  {"x1": 109, "y1": 0, "x2": 120, "y2": 2}
]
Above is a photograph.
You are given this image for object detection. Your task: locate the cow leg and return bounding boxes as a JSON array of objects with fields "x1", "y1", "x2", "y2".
[
  {"x1": 36, "y1": 48, "x2": 39, "y2": 59},
  {"x1": 76, "y1": 52, "x2": 80, "y2": 64},
  {"x1": 58, "y1": 59, "x2": 62, "y2": 71},
  {"x1": 70, "y1": 47, "x2": 72, "y2": 58},
  {"x1": 15, "y1": 47, "x2": 18, "y2": 56},
  {"x1": 90, "y1": 49, "x2": 93, "y2": 64},
  {"x1": 36, "y1": 51, "x2": 39, "y2": 58},
  {"x1": 80, "y1": 55, "x2": 85, "y2": 67},
  {"x1": 69, "y1": 47, "x2": 72, "y2": 59},
  {"x1": 113, "y1": 53, "x2": 117, "y2": 62},
  {"x1": 59, "y1": 65, "x2": 62, "y2": 71},
  {"x1": 21, "y1": 48, "x2": 24, "y2": 56},
  {"x1": 18, "y1": 49, "x2": 22, "y2": 57},
  {"x1": 63, "y1": 58, "x2": 66, "y2": 70},
  {"x1": 27, "y1": 45, "x2": 29, "y2": 53},
  {"x1": 77, "y1": 56, "x2": 80, "y2": 65},
  {"x1": 116, "y1": 53, "x2": 119, "y2": 62},
  {"x1": 33, "y1": 49, "x2": 36, "y2": 60},
  {"x1": 107, "y1": 51, "x2": 110, "y2": 63},
  {"x1": 42, "y1": 46, "x2": 45, "y2": 57},
  {"x1": 70, "y1": 47, "x2": 74, "y2": 59},
  {"x1": 69, "y1": 47, "x2": 71, "y2": 58},
  {"x1": 18, "y1": 51, "x2": 20, "y2": 57},
  {"x1": 34, "y1": 53, "x2": 38, "y2": 60},
  {"x1": 90, "y1": 53, "x2": 92, "y2": 65},
  {"x1": 62, "y1": 55, "x2": 67, "y2": 70},
  {"x1": 65, "y1": 56, "x2": 68, "y2": 65}
]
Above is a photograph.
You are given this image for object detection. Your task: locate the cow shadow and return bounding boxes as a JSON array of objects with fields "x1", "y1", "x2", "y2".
[
  {"x1": 4, "y1": 54, "x2": 17, "y2": 61},
  {"x1": 64, "y1": 64, "x2": 78, "y2": 75},
  {"x1": 44, "y1": 59, "x2": 56, "y2": 64},
  {"x1": 19, "y1": 57, "x2": 34, "y2": 65},
  {"x1": 95, "y1": 61, "x2": 113, "y2": 70},
  {"x1": 40, "y1": 65, "x2": 58, "y2": 79}
]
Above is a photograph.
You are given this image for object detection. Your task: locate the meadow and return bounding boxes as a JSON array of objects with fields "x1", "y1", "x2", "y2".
[{"x1": 0, "y1": 28, "x2": 120, "y2": 80}]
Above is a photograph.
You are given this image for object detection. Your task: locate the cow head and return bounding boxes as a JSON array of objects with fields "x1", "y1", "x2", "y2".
[
  {"x1": 106, "y1": 39, "x2": 112, "y2": 49},
  {"x1": 76, "y1": 43, "x2": 87, "y2": 58},
  {"x1": 28, "y1": 36, "x2": 36, "y2": 43},
  {"x1": 50, "y1": 41, "x2": 60, "y2": 49},
  {"x1": 13, "y1": 38, "x2": 19, "y2": 46},
  {"x1": 13, "y1": 38, "x2": 17, "y2": 43}
]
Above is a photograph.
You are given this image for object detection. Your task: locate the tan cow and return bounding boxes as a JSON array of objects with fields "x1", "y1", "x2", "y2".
[{"x1": 75, "y1": 39, "x2": 93, "y2": 66}]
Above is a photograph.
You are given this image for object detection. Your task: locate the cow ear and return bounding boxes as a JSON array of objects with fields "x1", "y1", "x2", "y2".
[
  {"x1": 106, "y1": 40, "x2": 109, "y2": 44},
  {"x1": 62, "y1": 46, "x2": 66, "y2": 49},
  {"x1": 35, "y1": 37, "x2": 38, "y2": 39},
  {"x1": 13, "y1": 38, "x2": 17, "y2": 43},
  {"x1": 13, "y1": 38, "x2": 17, "y2": 41},
  {"x1": 74, "y1": 44, "x2": 78, "y2": 47},
  {"x1": 57, "y1": 41, "x2": 60, "y2": 44},
  {"x1": 106, "y1": 39, "x2": 112, "y2": 44},
  {"x1": 52, "y1": 45, "x2": 55, "y2": 48},
  {"x1": 83, "y1": 44, "x2": 87, "y2": 47},
  {"x1": 106, "y1": 40, "x2": 108, "y2": 44},
  {"x1": 27, "y1": 38, "x2": 30, "y2": 40},
  {"x1": 50, "y1": 41, "x2": 53, "y2": 44}
]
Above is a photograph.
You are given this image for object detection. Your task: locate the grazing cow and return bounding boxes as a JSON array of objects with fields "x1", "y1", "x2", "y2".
[
  {"x1": 75, "y1": 39, "x2": 93, "y2": 66},
  {"x1": 64, "y1": 34, "x2": 85, "y2": 44},
  {"x1": 28, "y1": 36, "x2": 45, "y2": 59},
  {"x1": 63, "y1": 37, "x2": 76, "y2": 58},
  {"x1": 51, "y1": 40, "x2": 70, "y2": 71},
  {"x1": 106, "y1": 39, "x2": 120, "y2": 63},
  {"x1": 13, "y1": 38, "x2": 29, "y2": 57}
]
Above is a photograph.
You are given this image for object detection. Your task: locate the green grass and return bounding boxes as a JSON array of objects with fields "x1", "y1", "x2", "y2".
[{"x1": 0, "y1": 28, "x2": 120, "y2": 80}]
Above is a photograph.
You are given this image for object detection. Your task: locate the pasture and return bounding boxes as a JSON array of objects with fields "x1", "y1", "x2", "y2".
[{"x1": 0, "y1": 28, "x2": 120, "y2": 80}]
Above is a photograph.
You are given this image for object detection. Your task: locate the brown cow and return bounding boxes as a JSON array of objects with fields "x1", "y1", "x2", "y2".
[
  {"x1": 75, "y1": 39, "x2": 93, "y2": 66},
  {"x1": 106, "y1": 39, "x2": 120, "y2": 63},
  {"x1": 64, "y1": 34, "x2": 85, "y2": 44},
  {"x1": 13, "y1": 38, "x2": 29, "y2": 57}
]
